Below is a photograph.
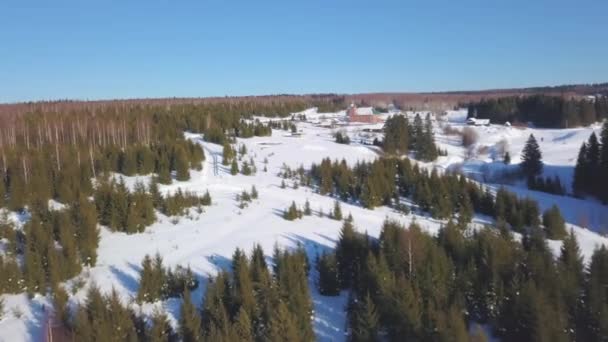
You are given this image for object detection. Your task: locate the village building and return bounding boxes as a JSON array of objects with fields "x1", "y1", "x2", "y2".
[
  {"x1": 347, "y1": 104, "x2": 383, "y2": 124},
  {"x1": 466, "y1": 117, "x2": 490, "y2": 126}
]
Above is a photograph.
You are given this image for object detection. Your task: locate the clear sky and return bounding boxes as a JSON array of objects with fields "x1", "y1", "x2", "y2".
[{"x1": 1, "y1": 0, "x2": 607, "y2": 103}]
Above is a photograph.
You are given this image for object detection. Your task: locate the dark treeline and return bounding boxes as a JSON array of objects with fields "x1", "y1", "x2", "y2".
[
  {"x1": 467, "y1": 95, "x2": 608, "y2": 128},
  {"x1": 93, "y1": 178, "x2": 211, "y2": 234},
  {"x1": 0, "y1": 99, "x2": 340, "y2": 211},
  {"x1": 383, "y1": 112, "x2": 442, "y2": 161},
  {"x1": 0, "y1": 128, "x2": 204, "y2": 212},
  {"x1": 57, "y1": 244, "x2": 314, "y2": 342},
  {"x1": 317, "y1": 218, "x2": 608, "y2": 341},
  {"x1": 307, "y1": 157, "x2": 565, "y2": 237},
  {"x1": 198, "y1": 245, "x2": 313, "y2": 341},
  {"x1": 573, "y1": 121, "x2": 608, "y2": 202},
  {"x1": 0, "y1": 101, "x2": 297, "y2": 211},
  {"x1": 137, "y1": 253, "x2": 198, "y2": 303}
]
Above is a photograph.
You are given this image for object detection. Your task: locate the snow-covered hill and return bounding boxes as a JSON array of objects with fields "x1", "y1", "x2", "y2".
[{"x1": 1, "y1": 109, "x2": 607, "y2": 341}]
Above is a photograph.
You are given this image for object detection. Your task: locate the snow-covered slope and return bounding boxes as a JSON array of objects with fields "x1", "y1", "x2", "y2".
[{"x1": 1, "y1": 110, "x2": 607, "y2": 342}]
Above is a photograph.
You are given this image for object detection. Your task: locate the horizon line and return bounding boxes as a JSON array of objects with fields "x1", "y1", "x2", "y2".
[{"x1": 2, "y1": 81, "x2": 607, "y2": 106}]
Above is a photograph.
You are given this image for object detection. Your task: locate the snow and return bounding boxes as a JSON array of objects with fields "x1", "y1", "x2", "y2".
[
  {"x1": 354, "y1": 107, "x2": 374, "y2": 116},
  {"x1": 1, "y1": 108, "x2": 607, "y2": 341},
  {"x1": 0, "y1": 294, "x2": 50, "y2": 342}
]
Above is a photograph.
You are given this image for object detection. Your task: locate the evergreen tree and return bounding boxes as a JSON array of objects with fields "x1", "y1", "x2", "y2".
[
  {"x1": 457, "y1": 190, "x2": 474, "y2": 227},
  {"x1": 23, "y1": 218, "x2": 46, "y2": 294},
  {"x1": 0, "y1": 173, "x2": 5, "y2": 208},
  {"x1": 174, "y1": 146, "x2": 190, "y2": 181},
  {"x1": 52, "y1": 286, "x2": 70, "y2": 325},
  {"x1": 8, "y1": 171, "x2": 26, "y2": 211},
  {"x1": 73, "y1": 306, "x2": 93, "y2": 342},
  {"x1": 585, "y1": 246, "x2": 608, "y2": 341},
  {"x1": 241, "y1": 161, "x2": 252, "y2": 176},
  {"x1": 438, "y1": 306, "x2": 469, "y2": 342},
  {"x1": 222, "y1": 143, "x2": 234, "y2": 165},
  {"x1": 233, "y1": 307, "x2": 254, "y2": 342},
  {"x1": 336, "y1": 219, "x2": 365, "y2": 289},
  {"x1": 267, "y1": 301, "x2": 299, "y2": 342},
  {"x1": 600, "y1": 121, "x2": 608, "y2": 202},
  {"x1": 107, "y1": 289, "x2": 139, "y2": 341},
  {"x1": 586, "y1": 132, "x2": 601, "y2": 196},
  {"x1": 149, "y1": 308, "x2": 176, "y2": 342},
  {"x1": 332, "y1": 200, "x2": 343, "y2": 221},
  {"x1": 157, "y1": 157, "x2": 173, "y2": 185},
  {"x1": 542, "y1": 205, "x2": 567, "y2": 240},
  {"x1": 201, "y1": 190, "x2": 212, "y2": 206},
  {"x1": 230, "y1": 159, "x2": 239, "y2": 175},
  {"x1": 416, "y1": 113, "x2": 438, "y2": 161},
  {"x1": 504, "y1": 151, "x2": 511, "y2": 164},
  {"x1": 317, "y1": 252, "x2": 340, "y2": 296},
  {"x1": 303, "y1": 199, "x2": 312, "y2": 216},
  {"x1": 179, "y1": 287, "x2": 202, "y2": 342},
  {"x1": 283, "y1": 201, "x2": 301, "y2": 221},
  {"x1": 383, "y1": 115, "x2": 410, "y2": 155},
  {"x1": 350, "y1": 293, "x2": 380, "y2": 342},
  {"x1": 558, "y1": 230, "x2": 584, "y2": 341},
  {"x1": 232, "y1": 248, "x2": 255, "y2": 317},
  {"x1": 72, "y1": 195, "x2": 100, "y2": 266},
  {"x1": 573, "y1": 142, "x2": 589, "y2": 196},
  {"x1": 137, "y1": 253, "x2": 170, "y2": 302},
  {"x1": 520, "y1": 134, "x2": 543, "y2": 179},
  {"x1": 335, "y1": 131, "x2": 351, "y2": 144},
  {"x1": 239, "y1": 144, "x2": 247, "y2": 156},
  {"x1": 412, "y1": 113, "x2": 424, "y2": 152}
]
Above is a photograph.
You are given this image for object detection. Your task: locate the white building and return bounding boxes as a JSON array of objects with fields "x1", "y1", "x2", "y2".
[{"x1": 466, "y1": 118, "x2": 490, "y2": 126}]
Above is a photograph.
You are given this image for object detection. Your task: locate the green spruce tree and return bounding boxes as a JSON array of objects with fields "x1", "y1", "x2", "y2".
[
  {"x1": 521, "y1": 134, "x2": 543, "y2": 180},
  {"x1": 179, "y1": 287, "x2": 202, "y2": 342}
]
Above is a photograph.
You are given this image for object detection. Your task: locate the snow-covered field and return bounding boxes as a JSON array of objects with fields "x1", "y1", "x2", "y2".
[
  {"x1": 1, "y1": 108, "x2": 607, "y2": 341},
  {"x1": 434, "y1": 110, "x2": 608, "y2": 232}
]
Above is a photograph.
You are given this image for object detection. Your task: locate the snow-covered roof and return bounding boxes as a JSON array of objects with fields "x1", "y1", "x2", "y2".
[{"x1": 355, "y1": 107, "x2": 374, "y2": 116}]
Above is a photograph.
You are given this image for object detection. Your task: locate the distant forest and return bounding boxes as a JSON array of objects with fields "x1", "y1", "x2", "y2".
[
  {"x1": 3, "y1": 82, "x2": 607, "y2": 117},
  {"x1": 466, "y1": 95, "x2": 608, "y2": 128}
]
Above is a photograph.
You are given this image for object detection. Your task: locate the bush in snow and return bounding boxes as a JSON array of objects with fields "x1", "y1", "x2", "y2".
[{"x1": 461, "y1": 127, "x2": 479, "y2": 148}]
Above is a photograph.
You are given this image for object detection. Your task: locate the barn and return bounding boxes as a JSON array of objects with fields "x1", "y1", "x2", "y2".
[{"x1": 347, "y1": 104, "x2": 383, "y2": 124}]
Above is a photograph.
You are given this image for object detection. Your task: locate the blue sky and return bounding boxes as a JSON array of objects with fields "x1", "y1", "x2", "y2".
[{"x1": 1, "y1": 0, "x2": 607, "y2": 102}]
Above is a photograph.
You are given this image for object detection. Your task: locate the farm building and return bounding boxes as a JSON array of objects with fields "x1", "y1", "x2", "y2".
[
  {"x1": 347, "y1": 104, "x2": 383, "y2": 124},
  {"x1": 466, "y1": 118, "x2": 490, "y2": 126}
]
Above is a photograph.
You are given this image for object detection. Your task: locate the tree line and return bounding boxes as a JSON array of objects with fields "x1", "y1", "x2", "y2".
[
  {"x1": 519, "y1": 120, "x2": 608, "y2": 202},
  {"x1": 0, "y1": 138, "x2": 204, "y2": 212},
  {"x1": 467, "y1": 95, "x2": 608, "y2": 128},
  {"x1": 93, "y1": 178, "x2": 211, "y2": 234},
  {"x1": 53, "y1": 244, "x2": 314, "y2": 342},
  {"x1": 573, "y1": 120, "x2": 608, "y2": 202},
  {"x1": 307, "y1": 156, "x2": 565, "y2": 237},
  {"x1": 383, "y1": 113, "x2": 442, "y2": 161},
  {"x1": 317, "y1": 217, "x2": 608, "y2": 341}
]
